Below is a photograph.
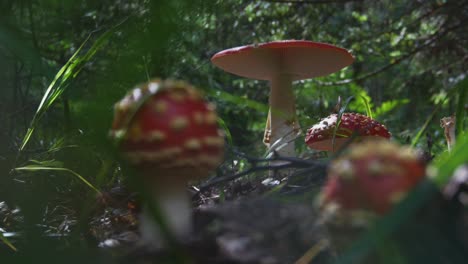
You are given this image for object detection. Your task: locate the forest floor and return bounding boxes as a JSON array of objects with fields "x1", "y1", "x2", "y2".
[{"x1": 1, "y1": 151, "x2": 468, "y2": 264}]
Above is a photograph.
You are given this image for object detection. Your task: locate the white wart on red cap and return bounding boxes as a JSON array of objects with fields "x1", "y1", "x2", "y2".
[{"x1": 305, "y1": 113, "x2": 391, "y2": 152}]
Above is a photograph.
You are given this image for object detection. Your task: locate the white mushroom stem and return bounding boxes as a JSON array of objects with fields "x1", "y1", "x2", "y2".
[
  {"x1": 440, "y1": 116, "x2": 456, "y2": 152},
  {"x1": 139, "y1": 176, "x2": 192, "y2": 247},
  {"x1": 267, "y1": 73, "x2": 298, "y2": 158}
]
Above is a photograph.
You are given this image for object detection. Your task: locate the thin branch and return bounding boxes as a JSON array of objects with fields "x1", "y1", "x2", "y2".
[{"x1": 198, "y1": 152, "x2": 325, "y2": 191}]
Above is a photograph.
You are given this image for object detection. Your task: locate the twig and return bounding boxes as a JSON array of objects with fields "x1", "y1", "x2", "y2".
[
  {"x1": 294, "y1": 239, "x2": 329, "y2": 264},
  {"x1": 198, "y1": 151, "x2": 325, "y2": 191},
  {"x1": 440, "y1": 115, "x2": 456, "y2": 152}
]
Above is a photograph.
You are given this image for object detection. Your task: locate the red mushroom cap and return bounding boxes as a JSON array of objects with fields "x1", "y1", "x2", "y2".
[
  {"x1": 211, "y1": 40, "x2": 354, "y2": 81},
  {"x1": 305, "y1": 113, "x2": 391, "y2": 152},
  {"x1": 109, "y1": 79, "x2": 224, "y2": 179},
  {"x1": 321, "y1": 140, "x2": 426, "y2": 215}
]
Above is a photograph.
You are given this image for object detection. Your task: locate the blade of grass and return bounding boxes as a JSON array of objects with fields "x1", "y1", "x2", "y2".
[
  {"x1": 15, "y1": 166, "x2": 101, "y2": 194},
  {"x1": 217, "y1": 117, "x2": 233, "y2": 147},
  {"x1": 331, "y1": 96, "x2": 354, "y2": 152},
  {"x1": 361, "y1": 95, "x2": 373, "y2": 119},
  {"x1": 19, "y1": 34, "x2": 92, "y2": 151},
  {"x1": 294, "y1": 239, "x2": 329, "y2": 264},
  {"x1": 19, "y1": 19, "x2": 127, "y2": 151},
  {"x1": 410, "y1": 106, "x2": 440, "y2": 147},
  {"x1": 430, "y1": 132, "x2": 468, "y2": 187},
  {"x1": 0, "y1": 232, "x2": 17, "y2": 252}
]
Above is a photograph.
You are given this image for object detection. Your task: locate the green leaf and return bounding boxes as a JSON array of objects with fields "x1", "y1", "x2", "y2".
[
  {"x1": 207, "y1": 89, "x2": 269, "y2": 112},
  {"x1": 389, "y1": 50, "x2": 402, "y2": 57},
  {"x1": 348, "y1": 84, "x2": 374, "y2": 115},
  {"x1": 15, "y1": 165, "x2": 101, "y2": 194},
  {"x1": 374, "y1": 99, "x2": 410, "y2": 118}
]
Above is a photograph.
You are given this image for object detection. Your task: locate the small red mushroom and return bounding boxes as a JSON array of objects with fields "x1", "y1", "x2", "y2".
[
  {"x1": 109, "y1": 79, "x2": 224, "y2": 245},
  {"x1": 320, "y1": 140, "x2": 426, "y2": 216},
  {"x1": 305, "y1": 112, "x2": 391, "y2": 153},
  {"x1": 211, "y1": 40, "x2": 354, "y2": 158}
]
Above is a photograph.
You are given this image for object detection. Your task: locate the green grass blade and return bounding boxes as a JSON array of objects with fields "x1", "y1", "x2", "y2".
[
  {"x1": 217, "y1": 117, "x2": 233, "y2": 147},
  {"x1": 331, "y1": 96, "x2": 354, "y2": 151},
  {"x1": 19, "y1": 36, "x2": 90, "y2": 151},
  {"x1": 0, "y1": 232, "x2": 17, "y2": 252},
  {"x1": 410, "y1": 106, "x2": 439, "y2": 147},
  {"x1": 361, "y1": 95, "x2": 373, "y2": 119},
  {"x1": 38, "y1": 35, "x2": 91, "y2": 113},
  {"x1": 15, "y1": 166, "x2": 101, "y2": 194},
  {"x1": 19, "y1": 22, "x2": 124, "y2": 151},
  {"x1": 430, "y1": 133, "x2": 468, "y2": 187}
]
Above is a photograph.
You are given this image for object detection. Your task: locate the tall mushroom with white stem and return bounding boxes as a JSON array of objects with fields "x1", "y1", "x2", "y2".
[
  {"x1": 109, "y1": 79, "x2": 225, "y2": 246},
  {"x1": 211, "y1": 40, "x2": 353, "y2": 163}
]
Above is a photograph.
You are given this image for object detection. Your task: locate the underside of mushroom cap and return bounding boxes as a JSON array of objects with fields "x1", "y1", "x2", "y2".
[
  {"x1": 211, "y1": 40, "x2": 354, "y2": 81},
  {"x1": 305, "y1": 113, "x2": 391, "y2": 152}
]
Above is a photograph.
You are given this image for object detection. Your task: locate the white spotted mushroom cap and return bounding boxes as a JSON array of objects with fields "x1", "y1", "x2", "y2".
[
  {"x1": 110, "y1": 79, "x2": 225, "y2": 179},
  {"x1": 305, "y1": 113, "x2": 391, "y2": 152},
  {"x1": 321, "y1": 140, "x2": 426, "y2": 215}
]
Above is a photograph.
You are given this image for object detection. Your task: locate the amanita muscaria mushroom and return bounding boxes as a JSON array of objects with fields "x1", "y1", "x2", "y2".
[
  {"x1": 320, "y1": 140, "x2": 426, "y2": 216},
  {"x1": 109, "y1": 79, "x2": 224, "y2": 245},
  {"x1": 319, "y1": 140, "x2": 426, "y2": 261},
  {"x1": 305, "y1": 112, "x2": 391, "y2": 153},
  {"x1": 211, "y1": 40, "x2": 354, "y2": 158}
]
